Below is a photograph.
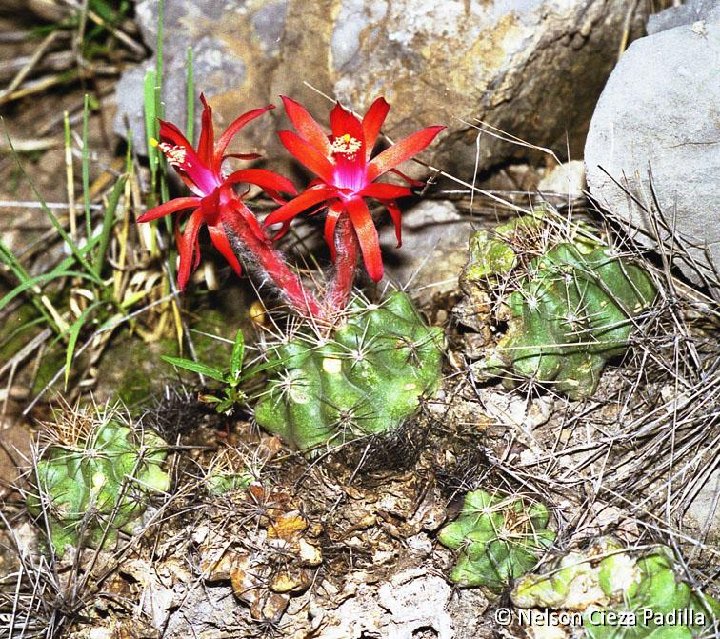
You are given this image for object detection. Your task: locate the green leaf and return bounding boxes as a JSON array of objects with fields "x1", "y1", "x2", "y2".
[
  {"x1": 2, "y1": 128, "x2": 102, "y2": 284},
  {"x1": 230, "y1": 329, "x2": 245, "y2": 379},
  {"x1": 64, "y1": 302, "x2": 101, "y2": 389},
  {"x1": 161, "y1": 355, "x2": 226, "y2": 383},
  {"x1": 185, "y1": 47, "x2": 194, "y2": 143},
  {"x1": 82, "y1": 94, "x2": 92, "y2": 240},
  {"x1": 94, "y1": 173, "x2": 126, "y2": 276},
  {"x1": 0, "y1": 270, "x2": 101, "y2": 313}
]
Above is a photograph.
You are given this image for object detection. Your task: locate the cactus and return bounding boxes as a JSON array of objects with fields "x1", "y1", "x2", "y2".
[
  {"x1": 254, "y1": 291, "x2": 443, "y2": 451},
  {"x1": 205, "y1": 447, "x2": 255, "y2": 496},
  {"x1": 512, "y1": 538, "x2": 720, "y2": 638},
  {"x1": 463, "y1": 213, "x2": 656, "y2": 399},
  {"x1": 437, "y1": 489, "x2": 555, "y2": 591},
  {"x1": 27, "y1": 413, "x2": 169, "y2": 556}
]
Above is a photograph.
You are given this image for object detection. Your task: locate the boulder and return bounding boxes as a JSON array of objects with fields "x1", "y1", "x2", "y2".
[
  {"x1": 116, "y1": 0, "x2": 649, "y2": 176},
  {"x1": 585, "y1": 1, "x2": 720, "y2": 289}
]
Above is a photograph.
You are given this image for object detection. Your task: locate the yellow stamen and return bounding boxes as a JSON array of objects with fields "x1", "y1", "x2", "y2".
[{"x1": 330, "y1": 133, "x2": 362, "y2": 158}]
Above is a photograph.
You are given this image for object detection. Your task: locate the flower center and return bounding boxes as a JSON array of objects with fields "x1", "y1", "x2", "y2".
[
  {"x1": 330, "y1": 133, "x2": 362, "y2": 159},
  {"x1": 156, "y1": 141, "x2": 190, "y2": 169}
]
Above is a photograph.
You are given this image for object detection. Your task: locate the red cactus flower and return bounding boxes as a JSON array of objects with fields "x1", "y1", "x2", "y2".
[
  {"x1": 264, "y1": 96, "x2": 444, "y2": 283},
  {"x1": 137, "y1": 94, "x2": 296, "y2": 290}
]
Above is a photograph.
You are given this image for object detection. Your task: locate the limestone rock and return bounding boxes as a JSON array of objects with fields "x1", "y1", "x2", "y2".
[
  {"x1": 115, "y1": 0, "x2": 284, "y2": 154},
  {"x1": 585, "y1": 5, "x2": 720, "y2": 288},
  {"x1": 647, "y1": 0, "x2": 720, "y2": 34},
  {"x1": 379, "y1": 199, "x2": 474, "y2": 302},
  {"x1": 116, "y1": 0, "x2": 649, "y2": 176}
]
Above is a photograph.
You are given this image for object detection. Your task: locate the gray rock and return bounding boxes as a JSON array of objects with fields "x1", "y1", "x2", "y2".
[
  {"x1": 647, "y1": 0, "x2": 720, "y2": 34},
  {"x1": 585, "y1": 19, "x2": 720, "y2": 289},
  {"x1": 115, "y1": 0, "x2": 285, "y2": 154},
  {"x1": 379, "y1": 200, "x2": 474, "y2": 302},
  {"x1": 684, "y1": 468, "x2": 720, "y2": 544},
  {"x1": 116, "y1": 0, "x2": 649, "y2": 176}
]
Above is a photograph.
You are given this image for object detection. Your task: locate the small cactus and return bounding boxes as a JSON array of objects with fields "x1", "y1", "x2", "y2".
[
  {"x1": 254, "y1": 291, "x2": 443, "y2": 451},
  {"x1": 437, "y1": 489, "x2": 555, "y2": 591},
  {"x1": 512, "y1": 538, "x2": 720, "y2": 638},
  {"x1": 463, "y1": 213, "x2": 656, "y2": 399},
  {"x1": 27, "y1": 409, "x2": 169, "y2": 556},
  {"x1": 205, "y1": 447, "x2": 255, "y2": 496}
]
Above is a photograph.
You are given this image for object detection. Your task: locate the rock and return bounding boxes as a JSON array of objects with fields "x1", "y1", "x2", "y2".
[
  {"x1": 116, "y1": 0, "x2": 649, "y2": 176},
  {"x1": 316, "y1": 568, "x2": 490, "y2": 639},
  {"x1": 379, "y1": 199, "x2": 474, "y2": 302},
  {"x1": 585, "y1": 8, "x2": 720, "y2": 288},
  {"x1": 647, "y1": 0, "x2": 720, "y2": 34},
  {"x1": 115, "y1": 0, "x2": 283, "y2": 154},
  {"x1": 684, "y1": 468, "x2": 720, "y2": 543},
  {"x1": 536, "y1": 160, "x2": 586, "y2": 201}
]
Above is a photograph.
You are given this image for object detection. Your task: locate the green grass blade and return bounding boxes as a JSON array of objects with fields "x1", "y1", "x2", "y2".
[
  {"x1": 93, "y1": 174, "x2": 127, "y2": 276},
  {"x1": 0, "y1": 240, "x2": 55, "y2": 327},
  {"x1": 2, "y1": 127, "x2": 102, "y2": 283},
  {"x1": 186, "y1": 47, "x2": 194, "y2": 142},
  {"x1": 143, "y1": 68, "x2": 159, "y2": 201},
  {"x1": 161, "y1": 355, "x2": 226, "y2": 383},
  {"x1": 230, "y1": 329, "x2": 245, "y2": 379},
  {"x1": 82, "y1": 93, "x2": 92, "y2": 240},
  {"x1": 64, "y1": 302, "x2": 100, "y2": 388},
  {"x1": 0, "y1": 270, "x2": 102, "y2": 312},
  {"x1": 155, "y1": 0, "x2": 169, "y2": 206}
]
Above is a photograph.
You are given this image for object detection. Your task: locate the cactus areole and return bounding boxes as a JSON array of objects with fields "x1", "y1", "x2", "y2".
[{"x1": 254, "y1": 291, "x2": 443, "y2": 451}]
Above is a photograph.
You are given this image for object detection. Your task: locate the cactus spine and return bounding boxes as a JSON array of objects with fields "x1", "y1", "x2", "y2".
[
  {"x1": 27, "y1": 411, "x2": 169, "y2": 556},
  {"x1": 254, "y1": 291, "x2": 443, "y2": 451}
]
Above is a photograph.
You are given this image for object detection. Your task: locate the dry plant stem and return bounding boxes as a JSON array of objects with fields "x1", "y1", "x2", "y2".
[
  {"x1": 222, "y1": 214, "x2": 322, "y2": 318},
  {"x1": 327, "y1": 215, "x2": 358, "y2": 312}
]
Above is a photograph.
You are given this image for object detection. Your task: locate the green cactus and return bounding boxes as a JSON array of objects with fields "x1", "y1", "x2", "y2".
[
  {"x1": 512, "y1": 538, "x2": 720, "y2": 639},
  {"x1": 27, "y1": 416, "x2": 169, "y2": 556},
  {"x1": 437, "y1": 489, "x2": 555, "y2": 591},
  {"x1": 205, "y1": 448, "x2": 255, "y2": 496},
  {"x1": 254, "y1": 291, "x2": 443, "y2": 452},
  {"x1": 464, "y1": 214, "x2": 656, "y2": 399}
]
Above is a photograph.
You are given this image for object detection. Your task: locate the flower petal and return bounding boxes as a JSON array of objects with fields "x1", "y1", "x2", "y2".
[
  {"x1": 223, "y1": 152, "x2": 262, "y2": 161},
  {"x1": 367, "y1": 125, "x2": 445, "y2": 181},
  {"x1": 278, "y1": 130, "x2": 335, "y2": 184},
  {"x1": 176, "y1": 209, "x2": 204, "y2": 290},
  {"x1": 383, "y1": 200, "x2": 403, "y2": 247},
  {"x1": 197, "y1": 93, "x2": 215, "y2": 166},
  {"x1": 389, "y1": 168, "x2": 424, "y2": 188},
  {"x1": 346, "y1": 197, "x2": 383, "y2": 282},
  {"x1": 264, "y1": 185, "x2": 336, "y2": 228},
  {"x1": 158, "y1": 120, "x2": 217, "y2": 195},
  {"x1": 137, "y1": 196, "x2": 201, "y2": 222},
  {"x1": 330, "y1": 102, "x2": 365, "y2": 147},
  {"x1": 281, "y1": 96, "x2": 332, "y2": 155},
  {"x1": 358, "y1": 183, "x2": 412, "y2": 201},
  {"x1": 158, "y1": 119, "x2": 193, "y2": 150},
  {"x1": 362, "y1": 97, "x2": 390, "y2": 160},
  {"x1": 222, "y1": 200, "x2": 268, "y2": 244},
  {"x1": 208, "y1": 225, "x2": 243, "y2": 276},
  {"x1": 324, "y1": 202, "x2": 344, "y2": 261},
  {"x1": 225, "y1": 169, "x2": 297, "y2": 196},
  {"x1": 214, "y1": 105, "x2": 275, "y2": 163}
]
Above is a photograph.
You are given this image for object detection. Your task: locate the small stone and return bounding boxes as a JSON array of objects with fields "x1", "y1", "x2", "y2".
[{"x1": 297, "y1": 538, "x2": 323, "y2": 567}]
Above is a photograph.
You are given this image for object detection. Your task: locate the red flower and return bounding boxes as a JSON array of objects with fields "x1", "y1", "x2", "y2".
[
  {"x1": 264, "y1": 96, "x2": 444, "y2": 282},
  {"x1": 137, "y1": 94, "x2": 296, "y2": 290}
]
